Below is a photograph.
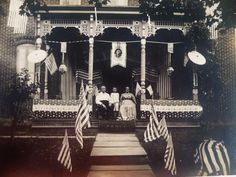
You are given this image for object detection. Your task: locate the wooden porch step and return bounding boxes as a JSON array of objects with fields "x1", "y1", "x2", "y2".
[
  {"x1": 90, "y1": 165, "x2": 152, "y2": 171},
  {"x1": 93, "y1": 141, "x2": 140, "y2": 147},
  {"x1": 91, "y1": 133, "x2": 146, "y2": 157},
  {"x1": 88, "y1": 165, "x2": 155, "y2": 177},
  {"x1": 91, "y1": 147, "x2": 147, "y2": 156},
  {"x1": 90, "y1": 133, "x2": 148, "y2": 165}
]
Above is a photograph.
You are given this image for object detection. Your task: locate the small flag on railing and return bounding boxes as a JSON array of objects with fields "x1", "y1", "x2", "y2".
[
  {"x1": 57, "y1": 129, "x2": 72, "y2": 172},
  {"x1": 164, "y1": 132, "x2": 177, "y2": 175},
  {"x1": 92, "y1": 85, "x2": 99, "y2": 96},
  {"x1": 135, "y1": 82, "x2": 142, "y2": 96},
  {"x1": 44, "y1": 53, "x2": 58, "y2": 75},
  {"x1": 146, "y1": 85, "x2": 154, "y2": 97}
]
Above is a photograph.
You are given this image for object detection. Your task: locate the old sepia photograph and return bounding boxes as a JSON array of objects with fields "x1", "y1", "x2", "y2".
[{"x1": 0, "y1": 0, "x2": 235, "y2": 176}]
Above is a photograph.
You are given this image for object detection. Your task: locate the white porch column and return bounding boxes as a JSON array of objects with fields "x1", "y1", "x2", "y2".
[
  {"x1": 88, "y1": 37, "x2": 94, "y2": 104},
  {"x1": 44, "y1": 46, "x2": 49, "y2": 99},
  {"x1": 87, "y1": 14, "x2": 95, "y2": 106},
  {"x1": 35, "y1": 14, "x2": 42, "y2": 99},
  {"x1": 141, "y1": 38, "x2": 146, "y2": 100},
  {"x1": 35, "y1": 37, "x2": 42, "y2": 99},
  {"x1": 44, "y1": 67, "x2": 48, "y2": 99},
  {"x1": 193, "y1": 69, "x2": 198, "y2": 101}
]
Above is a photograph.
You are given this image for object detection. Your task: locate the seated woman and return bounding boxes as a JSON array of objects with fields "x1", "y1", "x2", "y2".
[{"x1": 119, "y1": 86, "x2": 137, "y2": 120}]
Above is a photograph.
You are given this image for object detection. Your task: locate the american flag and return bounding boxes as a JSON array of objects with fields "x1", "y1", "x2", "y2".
[
  {"x1": 57, "y1": 129, "x2": 72, "y2": 172},
  {"x1": 158, "y1": 115, "x2": 169, "y2": 141},
  {"x1": 75, "y1": 80, "x2": 91, "y2": 149},
  {"x1": 144, "y1": 104, "x2": 160, "y2": 142},
  {"x1": 44, "y1": 53, "x2": 58, "y2": 75},
  {"x1": 164, "y1": 132, "x2": 177, "y2": 175}
]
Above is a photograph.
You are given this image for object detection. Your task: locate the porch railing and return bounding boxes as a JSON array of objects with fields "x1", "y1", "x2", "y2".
[{"x1": 32, "y1": 99, "x2": 203, "y2": 120}]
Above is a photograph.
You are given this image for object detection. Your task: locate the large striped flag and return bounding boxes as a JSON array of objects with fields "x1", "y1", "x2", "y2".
[
  {"x1": 75, "y1": 80, "x2": 91, "y2": 149},
  {"x1": 144, "y1": 104, "x2": 160, "y2": 142},
  {"x1": 194, "y1": 139, "x2": 230, "y2": 176},
  {"x1": 7, "y1": 0, "x2": 28, "y2": 34},
  {"x1": 57, "y1": 129, "x2": 72, "y2": 172},
  {"x1": 44, "y1": 53, "x2": 58, "y2": 75},
  {"x1": 158, "y1": 116, "x2": 169, "y2": 141},
  {"x1": 164, "y1": 132, "x2": 177, "y2": 175}
]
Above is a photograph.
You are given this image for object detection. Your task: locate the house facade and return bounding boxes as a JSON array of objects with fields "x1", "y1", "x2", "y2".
[{"x1": 0, "y1": 0, "x2": 204, "y2": 126}]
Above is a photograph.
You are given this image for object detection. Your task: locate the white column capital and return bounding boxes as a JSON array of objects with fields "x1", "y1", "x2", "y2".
[
  {"x1": 141, "y1": 38, "x2": 146, "y2": 45},
  {"x1": 89, "y1": 37, "x2": 94, "y2": 44}
]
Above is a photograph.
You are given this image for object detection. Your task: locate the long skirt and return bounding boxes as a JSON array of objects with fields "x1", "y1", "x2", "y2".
[{"x1": 119, "y1": 100, "x2": 136, "y2": 120}]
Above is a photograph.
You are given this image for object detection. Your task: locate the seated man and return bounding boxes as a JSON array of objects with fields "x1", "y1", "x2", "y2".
[{"x1": 95, "y1": 85, "x2": 110, "y2": 119}]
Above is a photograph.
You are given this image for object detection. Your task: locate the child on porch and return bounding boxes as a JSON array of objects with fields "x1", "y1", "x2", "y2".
[{"x1": 110, "y1": 87, "x2": 120, "y2": 120}]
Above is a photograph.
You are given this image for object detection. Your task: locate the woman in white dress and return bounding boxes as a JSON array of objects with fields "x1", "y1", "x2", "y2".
[{"x1": 119, "y1": 87, "x2": 137, "y2": 120}]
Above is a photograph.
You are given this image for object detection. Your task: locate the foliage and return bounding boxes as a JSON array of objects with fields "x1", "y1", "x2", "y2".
[
  {"x1": 205, "y1": 0, "x2": 236, "y2": 30},
  {"x1": 88, "y1": 0, "x2": 110, "y2": 8},
  {"x1": 19, "y1": 0, "x2": 47, "y2": 16},
  {"x1": 139, "y1": 0, "x2": 206, "y2": 22},
  {"x1": 5, "y1": 68, "x2": 38, "y2": 124},
  {"x1": 139, "y1": 0, "x2": 236, "y2": 30},
  {"x1": 184, "y1": 22, "x2": 223, "y2": 121},
  {"x1": 184, "y1": 22, "x2": 211, "y2": 53},
  {"x1": 198, "y1": 52, "x2": 223, "y2": 120}
]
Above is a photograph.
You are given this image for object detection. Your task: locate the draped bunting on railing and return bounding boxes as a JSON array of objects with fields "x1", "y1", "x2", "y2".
[{"x1": 75, "y1": 69, "x2": 103, "y2": 85}]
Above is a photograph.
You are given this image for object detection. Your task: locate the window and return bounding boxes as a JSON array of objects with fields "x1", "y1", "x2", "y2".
[
  {"x1": 60, "y1": 0, "x2": 81, "y2": 5},
  {"x1": 16, "y1": 44, "x2": 35, "y2": 84},
  {"x1": 107, "y1": 0, "x2": 128, "y2": 6}
]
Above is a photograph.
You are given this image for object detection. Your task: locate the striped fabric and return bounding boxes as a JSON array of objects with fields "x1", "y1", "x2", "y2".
[
  {"x1": 194, "y1": 139, "x2": 230, "y2": 176},
  {"x1": 75, "y1": 80, "x2": 91, "y2": 149},
  {"x1": 132, "y1": 67, "x2": 159, "y2": 82},
  {"x1": 164, "y1": 132, "x2": 177, "y2": 176},
  {"x1": 76, "y1": 69, "x2": 102, "y2": 85},
  {"x1": 157, "y1": 69, "x2": 172, "y2": 99},
  {"x1": 158, "y1": 116, "x2": 169, "y2": 141},
  {"x1": 57, "y1": 129, "x2": 72, "y2": 172},
  {"x1": 144, "y1": 105, "x2": 160, "y2": 142},
  {"x1": 44, "y1": 53, "x2": 58, "y2": 75}
]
